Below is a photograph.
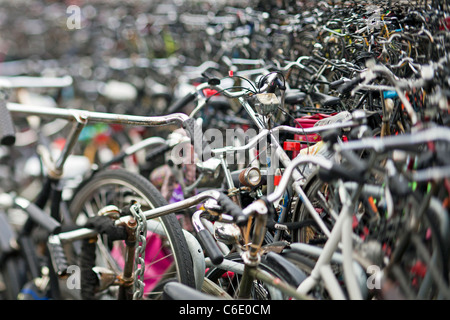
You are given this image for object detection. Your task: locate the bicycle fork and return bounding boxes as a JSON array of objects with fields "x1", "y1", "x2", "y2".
[
  {"x1": 237, "y1": 201, "x2": 267, "y2": 299},
  {"x1": 236, "y1": 200, "x2": 311, "y2": 300}
]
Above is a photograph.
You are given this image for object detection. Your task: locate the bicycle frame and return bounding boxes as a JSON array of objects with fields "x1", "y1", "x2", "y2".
[
  {"x1": 176, "y1": 77, "x2": 364, "y2": 239},
  {"x1": 2, "y1": 101, "x2": 197, "y2": 298},
  {"x1": 54, "y1": 125, "x2": 450, "y2": 300}
]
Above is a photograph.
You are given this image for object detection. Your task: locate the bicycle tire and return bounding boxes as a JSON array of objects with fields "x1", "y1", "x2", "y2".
[
  {"x1": 68, "y1": 168, "x2": 195, "y2": 299},
  {"x1": 205, "y1": 252, "x2": 303, "y2": 300},
  {"x1": 384, "y1": 194, "x2": 450, "y2": 299},
  {"x1": 291, "y1": 175, "x2": 333, "y2": 244},
  {"x1": 278, "y1": 250, "x2": 316, "y2": 275}
]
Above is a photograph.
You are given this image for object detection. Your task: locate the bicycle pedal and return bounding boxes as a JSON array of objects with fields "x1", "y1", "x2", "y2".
[{"x1": 47, "y1": 235, "x2": 69, "y2": 277}]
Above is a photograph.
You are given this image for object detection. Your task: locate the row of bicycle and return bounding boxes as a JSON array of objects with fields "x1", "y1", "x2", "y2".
[
  {"x1": 0, "y1": 50, "x2": 449, "y2": 300},
  {"x1": 0, "y1": 0, "x2": 449, "y2": 300},
  {"x1": 2, "y1": 0, "x2": 449, "y2": 118}
]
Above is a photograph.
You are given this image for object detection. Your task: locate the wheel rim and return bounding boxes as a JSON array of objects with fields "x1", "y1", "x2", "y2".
[{"x1": 70, "y1": 176, "x2": 182, "y2": 298}]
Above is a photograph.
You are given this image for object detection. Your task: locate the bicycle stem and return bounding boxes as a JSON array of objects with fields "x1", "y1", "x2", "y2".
[{"x1": 237, "y1": 200, "x2": 268, "y2": 299}]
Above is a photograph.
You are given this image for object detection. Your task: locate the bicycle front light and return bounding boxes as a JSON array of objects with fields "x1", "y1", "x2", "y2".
[{"x1": 239, "y1": 167, "x2": 262, "y2": 187}]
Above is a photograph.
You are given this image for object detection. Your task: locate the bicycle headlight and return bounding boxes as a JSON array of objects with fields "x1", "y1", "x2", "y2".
[
  {"x1": 239, "y1": 167, "x2": 261, "y2": 187},
  {"x1": 254, "y1": 93, "x2": 280, "y2": 116}
]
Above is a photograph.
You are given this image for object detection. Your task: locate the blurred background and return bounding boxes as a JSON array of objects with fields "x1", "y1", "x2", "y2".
[{"x1": 0, "y1": 0, "x2": 266, "y2": 114}]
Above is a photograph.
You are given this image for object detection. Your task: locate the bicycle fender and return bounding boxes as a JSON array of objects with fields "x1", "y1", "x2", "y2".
[{"x1": 262, "y1": 251, "x2": 308, "y2": 287}]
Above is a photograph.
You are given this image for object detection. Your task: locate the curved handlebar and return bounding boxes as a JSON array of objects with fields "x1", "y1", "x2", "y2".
[{"x1": 7, "y1": 102, "x2": 191, "y2": 127}]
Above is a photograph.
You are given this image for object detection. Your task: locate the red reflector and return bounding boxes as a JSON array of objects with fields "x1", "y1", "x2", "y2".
[
  {"x1": 203, "y1": 88, "x2": 218, "y2": 97},
  {"x1": 274, "y1": 175, "x2": 282, "y2": 186},
  {"x1": 283, "y1": 141, "x2": 301, "y2": 151}
]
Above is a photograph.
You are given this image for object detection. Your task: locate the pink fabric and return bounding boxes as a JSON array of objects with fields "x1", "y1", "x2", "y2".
[{"x1": 111, "y1": 231, "x2": 173, "y2": 293}]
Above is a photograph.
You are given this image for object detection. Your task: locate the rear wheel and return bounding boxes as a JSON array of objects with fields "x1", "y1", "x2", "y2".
[{"x1": 291, "y1": 176, "x2": 333, "y2": 245}]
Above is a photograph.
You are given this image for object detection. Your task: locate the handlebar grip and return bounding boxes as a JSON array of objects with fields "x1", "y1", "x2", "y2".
[
  {"x1": 217, "y1": 193, "x2": 247, "y2": 226},
  {"x1": 337, "y1": 76, "x2": 363, "y2": 94},
  {"x1": 196, "y1": 229, "x2": 224, "y2": 265},
  {"x1": 167, "y1": 91, "x2": 197, "y2": 114},
  {"x1": 340, "y1": 149, "x2": 368, "y2": 172},
  {"x1": 303, "y1": 66, "x2": 316, "y2": 75},
  {"x1": 182, "y1": 118, "x2": 212, "y2": 161},
  {"x1": 329, "y1": 78, "x2": 346, "y2": 89},
  {"x1": 310, "y1": 56, "x2": 326, "y2": 64},
  {"x1": 318, "y1": 163, "x2": 365, "y2": 183},
  {"x1": 101, "y1": 150, "x2": 127, "y2": 168},
  {"x1": 0, "y1": 100, "x2": 15, "y2": 146}
]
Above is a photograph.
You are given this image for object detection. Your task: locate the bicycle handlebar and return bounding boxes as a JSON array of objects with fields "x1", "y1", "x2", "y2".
[
  {"x1": 192, "y1": 210, "x2": 224, "y2": 265},
  {"x1": 337, "y1": 75, "x2": 364, "y2": 94},
  {"x1": 7, "y1": 102, "x2": 191, "y2": 127},
  {"x1": 338, "y1": 127, "x2": 450, "y2": 153},
  {"x1": 0, "y1": 75, "x2": 73, "y2": 88},
  {"x1": 210, "y1": 119, "x2": 358, "y2": 156},
  {"x1": 55, "y1": 189, "x2": 248, "y2": 244},
  {"x1": 280, "y1": 56, "x2": 316, "y2": 75}
]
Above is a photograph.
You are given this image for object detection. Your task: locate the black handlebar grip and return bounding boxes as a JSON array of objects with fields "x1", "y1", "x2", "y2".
[
  {"x1": 337, "y1": 76, "x2": 363, "y2": 94},
  {"x1": 318, "y1": 163, "x2": 365, "y2": 183},
  {"x1": 0, "y1": 99, "x2": 15, "y2": 146},
  {"x1": 196, "y1": 229, "x2": 224, "y2": 265},
  {"x1": 217, "y1": 193, "x2": 247, "y2": 226},
  {"x1": 100, "y1": 150, "x2": 127, "y2": 169},
  {"x1": 167, "y1": 91, "x2": 197, "y2": 114},
  {"x1": 303, "y1": 66, "x2": 316, "y2": 75},
  {"x1": 329, "y1": 78, "x2": 346, "y2": 89},
  {"x1": 310, "y1": 56, "x2": 326, "y2": 64},
  {"x1": 182, "y1": 118, "x2": 212, "y2": 161},
  {"x1": 340, "y1": 149, "x2": 368, "y2": 172}
]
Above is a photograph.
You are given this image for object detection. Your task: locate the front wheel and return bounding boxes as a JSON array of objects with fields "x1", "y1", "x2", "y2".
[
  {"x1": 205, "y1": 252, "x2": 306, "y2": 300},
  {"x1": 68, "y1": 168, "x2": 195, "y2": 299}
]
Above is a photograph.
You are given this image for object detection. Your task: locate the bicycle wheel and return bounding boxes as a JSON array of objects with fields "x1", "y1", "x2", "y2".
[
  {"x1": 205, "y1": 252, "x2": 305, "y2": 300},
  {"x1": 291, "y1": 175, "x2": 334, "y2": 244},
  {"x1": 382, "y1": 195, "x2": 450, "y2": 300},
  {"x1": 68, "y1": 168, "x2": 195, "y2": 299}
]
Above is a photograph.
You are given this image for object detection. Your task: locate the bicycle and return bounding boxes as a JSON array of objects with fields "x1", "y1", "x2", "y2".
[{"x1": 0, "y1": 93, "x2": 215, "y2": 299}]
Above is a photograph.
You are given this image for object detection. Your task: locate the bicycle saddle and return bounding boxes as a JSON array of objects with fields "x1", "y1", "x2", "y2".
[
  {"x1": 284, "y1": 89, "x2": 307, "y2": 105},
  {"x1": 309, "y1": 91, "x2": 341, "y2": 107}
]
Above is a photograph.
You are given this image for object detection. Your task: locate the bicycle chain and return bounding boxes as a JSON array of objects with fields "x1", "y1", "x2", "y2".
[{"x1": 130, "y1": 202, "x2": 147, "y2": 300}]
